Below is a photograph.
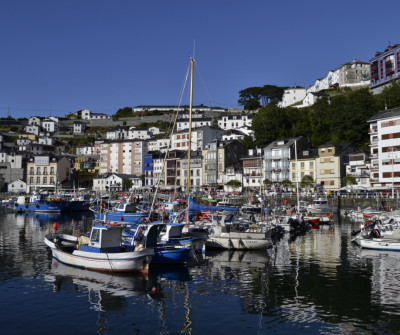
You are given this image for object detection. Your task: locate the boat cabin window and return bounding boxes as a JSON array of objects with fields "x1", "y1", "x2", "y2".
[{"x1": 90, "y1": 229, "x2": 100, "y2": 242}]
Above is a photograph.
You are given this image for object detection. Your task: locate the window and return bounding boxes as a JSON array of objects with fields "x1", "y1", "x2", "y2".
[{"x1": 90, "y1": 229, "x2": 100, "y2": 242}]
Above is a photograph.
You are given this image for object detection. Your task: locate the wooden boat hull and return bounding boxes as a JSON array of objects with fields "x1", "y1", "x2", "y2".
[{"x1": 44, "y1": 235, "x2": 154, "y2": 273}]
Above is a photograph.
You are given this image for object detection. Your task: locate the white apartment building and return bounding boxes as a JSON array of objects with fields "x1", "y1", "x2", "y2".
[
  {"x1": 346, "y1": 151, "x2": 371, "y2": 188},
  {"x1": 368, "y1": 107, "x2": 400, "y2": 191},
  {"x1": 176, "y1": 117, "x2": 212, "y2": 131},
  {"x1": 42, "y1": 118, "x2": 59, "y2": 133},
  {"x1": 106, "y1": 127, "x2": 128, "y2": 140},
  {"x1": 76, "y1": 144, "x2": 96, "y2": 156},
  {"x1": 278, "y1": 86, "x2": 307, "y2": 108},
  {"x1": 218, "y1": 114, "x2": 252, "y2": 130},
  {"x1": 147, "y1": 138, "x2": 171, "y2": 153},
  {"x1": 128, "y1": 127, "x2": 151, "y2": 140}
]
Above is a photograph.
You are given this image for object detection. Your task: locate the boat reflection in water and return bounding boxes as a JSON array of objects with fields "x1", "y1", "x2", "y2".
[
  {"x1": 46, "y1": 258, "x2": 153, "y2": 298},
  {"x1": 357, "y1": 248, "x2": 400, "y2": 309},
  {"x1": 205, "y1": 249, "x2": 270, "y2": 271},
  {"x1": 14, "y1": 211, "x2": 93, "y2": 226}
]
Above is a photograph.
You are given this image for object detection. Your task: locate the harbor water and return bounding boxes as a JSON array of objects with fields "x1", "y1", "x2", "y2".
[{"x1": 1, "y1": 210, "x2": 400, "y2": 334}]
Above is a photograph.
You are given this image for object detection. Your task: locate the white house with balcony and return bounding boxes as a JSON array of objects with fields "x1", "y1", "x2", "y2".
[
  {"x1": 367, "y1": 107, "x2": 400, "y2": 192},
  {"x1": 345, "y1": 151, "x2": 371, "y2": 188},
  {"x1": 147, "y1": 138, "x2": 171, "y2": 153},
  {"x1": 264, "y1": 137, "x2": 309, "y2": 186}
]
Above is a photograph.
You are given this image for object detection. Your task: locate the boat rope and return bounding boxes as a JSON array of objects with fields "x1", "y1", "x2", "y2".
[
  {"x1": 148, "y1": 60, "x2": 191, "y2": 219},
  {"x1": 105, "y1": 252, "x2": 116, "y2": 272}
]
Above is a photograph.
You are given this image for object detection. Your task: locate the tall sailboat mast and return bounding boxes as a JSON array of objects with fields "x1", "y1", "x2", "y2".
[{"x1": 186, "y1": 58, "x2": 194, "y2": 195}]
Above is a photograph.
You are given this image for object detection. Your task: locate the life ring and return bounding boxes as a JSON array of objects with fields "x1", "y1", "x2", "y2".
[
  {"x1": 325, "y1": 212, "x2": 332, "y2": 218},
  {"x1": 178, "y1": 213, "x2": 186, "y2": 223},
  {"x1": 283, "y1": 199, "x2": 287, "y2": 205}
]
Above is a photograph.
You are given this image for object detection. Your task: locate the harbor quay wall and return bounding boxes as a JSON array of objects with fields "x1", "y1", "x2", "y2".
[{"x1": 268, "y1": 196, "x2": 399, "y2": 212}]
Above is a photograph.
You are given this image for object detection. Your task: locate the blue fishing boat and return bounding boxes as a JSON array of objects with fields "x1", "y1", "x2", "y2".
[
  {"x1": 90, "y1": 201, "x2": 149, "y2": 224},
  {"x1": 123, "y1": 224, "x2": 193, "y2": 265},
  {"x1": 15, "y1": 194, "x2": 65, "y2": 213}
]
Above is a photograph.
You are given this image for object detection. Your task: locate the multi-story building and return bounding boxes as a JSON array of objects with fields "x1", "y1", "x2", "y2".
[
  {"x1": 264, "y1": 136, "x2": 309, "y2": 185},
  {"x1": 180, "y1": 151, "x2": 203, "y2": 192},
  {"x1": 176, "y1": 117, "x2": 212, "y2": 131},
  {"x1": 147, "y1": 138, "x2": 171, "y2": 153},
  {"x1": 76, "y1": 144, "x2": 96, "y2": 156},
  {"x1": 42, "y1": 118, "x2": 59, "y2": 133},
  {"x1": 278, "y1": 86, "x2": 307, "y2": 108},
  {"x1": 345, "y1": 151, "x2": 371, "y2": 188},
  {"x1": 307, "y1": 59, "x2": 370, "y2": 94},
  {"x1": 370, "y1": 44, "x2": 400, "y2": 93},
  {"x1": 217, "y1": 114, "x2": 252, "y2": 131},
  {"x1": 289, "y1": 148, "x2": 318, "y2": 188},
  {"x1": 74, "y1": 157, "x2": 100, "y2": 188},
  {"x1": 26, "y1": 154, "x2": 72, "y2": 191},
  {"x1": 128, "y1": 127, "x2": 151, "y2": 140},
  {"x1": 202, "y1": 139, "x2": 246, "y2": 188},
  {"x1": 106, "y1": 126, "x2": 129, "y2": 140},
  {"x1": 242, "y1": 148, "x2": 263, "y2": 190},
  {"x1": 315, "y1": 142, "x2": 356, "y2": 191},
  {"x1": 95, "y1": 139, "x2": 148, "y2": 176},
  {"x1": 143, "y1": 151, "x2": 163, "y2": 187},
  {"x1": 367, "y1": 107, "x2": 400, "y2": 192},
  {"x1": 171, "y1": 126, "x2": 224, "y2": 151},
  {"x1": 0, "y1": 149, "x2": 28, "y2": 183},
  {"x1": 164, "y1": 151, "x2": 185, "y2": 189}
]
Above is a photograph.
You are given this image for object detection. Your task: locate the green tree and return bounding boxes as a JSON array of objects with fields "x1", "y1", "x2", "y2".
[
  {"x1": 342, "y1": 176, "x2": 357, "y2": 187},
  {"x1": 263, "y1": 179, "x2": 273, "y2": 188},
  {"x1": 252, "y1": 102, "x2": 290, "y2": 147},
  {"x1": 300, "y1": 175, "x2": 314, "y2": 190},
  {"x1": 114, "y1": 107, "x2": 133, "y2": 119},
  {"x1": 280, "y1": 179, "x2": 292, "y2": 191},
  {"x1": 226, "y1": 179, "x2": 242, "y2": 189}
]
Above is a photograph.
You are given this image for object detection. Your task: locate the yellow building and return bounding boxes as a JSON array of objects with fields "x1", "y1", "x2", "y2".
[{"x1": 290, "y1": 148, "x2": 318, "y2": 189}]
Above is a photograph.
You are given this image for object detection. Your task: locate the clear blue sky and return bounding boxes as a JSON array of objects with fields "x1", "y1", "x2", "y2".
[{"x1": 1, "y1": 0, "x2": 399, "y2": 118}]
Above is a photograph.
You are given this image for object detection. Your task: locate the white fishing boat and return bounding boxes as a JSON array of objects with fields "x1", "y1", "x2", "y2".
[
  {"x1": 44, "y1": 223, "x2": 158, "y2": 273},
  {"x1": 359, "y1": 236, "x2": 400, "y2": 251},
  {"x1": 306, "y1": 198, "x2": 335, "y2": 215},
  {"x1": 201, "y1": 212, "x2": 272, "y2": 250}
]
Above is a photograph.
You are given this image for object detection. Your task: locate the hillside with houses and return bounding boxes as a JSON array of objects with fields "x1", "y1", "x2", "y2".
[{"x1": 1, "y1": 44, "x2": 400, "y2": 196}]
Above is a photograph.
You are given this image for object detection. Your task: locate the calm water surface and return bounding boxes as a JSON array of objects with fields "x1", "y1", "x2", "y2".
[{"x1": 1, "y1": 210, "x2": 400, "y2": 335}]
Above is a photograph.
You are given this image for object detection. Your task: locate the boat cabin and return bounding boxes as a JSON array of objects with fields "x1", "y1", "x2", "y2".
[
  {"x1": 115, "y1": 202, "x2": 139, "y2": 213},
  {"x1": 80, "y1": 225, "x2": 124, "y2": 253}
]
